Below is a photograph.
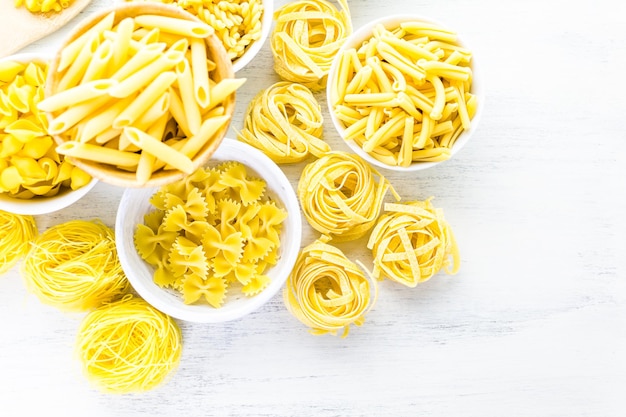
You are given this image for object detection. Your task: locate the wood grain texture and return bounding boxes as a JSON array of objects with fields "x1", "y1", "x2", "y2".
[
  {"x1": 0, "y1": 0, "x2": 92, "y2": 57},
  {"x1": 1, "y1": 0, "x2": 625, "y2": 416}
]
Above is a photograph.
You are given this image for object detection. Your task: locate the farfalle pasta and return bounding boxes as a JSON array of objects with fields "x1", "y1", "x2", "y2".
[
  {"x1": 367, "y1": 199, "x2": 460, "y2": 286},
  {"x1": 271, "y1": 0, "x2": 352, "y2": 90},
  {"x1": 135, "y1": 161, "x2": 287, "y2": 307},
  {"x1": 0, "y1": 210, "x2": 37, "y2": 274},
  {"x1": 238, "y1": 81, "x2": 330, "y2": 163},
  {"x1": 283, "y1": 235, "x2": 376, "y2": 337},
  {"x1": 0, "y1": 59, "x2": 91, "y2": 199},
  {"x1": 298, "y1": 151, "x2": 398, "y2": 242}
]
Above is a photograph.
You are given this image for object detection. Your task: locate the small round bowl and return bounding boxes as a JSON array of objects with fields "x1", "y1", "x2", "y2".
[
  {"x1": 326, "y1": 15, "x2": 484, "y2": 172},
  {"x1": 115, "y1": 138, "x2": 302, "y2": 323},
  {"x1": 231, "y1": 0, "x2": 273, "y2": 72},
  {"x1": 0, "y1": 52, "x2": 98, "y2": 215},
  {"x1": 45, "y1": 3, "x2": 236, "y2": 188}
]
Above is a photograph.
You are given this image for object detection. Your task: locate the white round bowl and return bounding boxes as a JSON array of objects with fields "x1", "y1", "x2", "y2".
[
  {"x1": 115, "y1": 138, "x2": 302, "y2": 323},
  {"x1": 232, "y1": 0, "x2": 273, "y2": 72},
  {"x1": 326, "y1": 15, "x2": 484, "y2": 172},
  {"x1": 0, "y1": 52, "x2": 98, "y2": 215}
]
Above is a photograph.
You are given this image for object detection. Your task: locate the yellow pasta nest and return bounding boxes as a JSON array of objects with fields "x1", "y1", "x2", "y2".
[
  {"x1": 76, "y1": 295, "x2": 182, "y2": 394},
  {"x1": 126, "y1": 0, "x2": 265, "y2": 62},
  {"x1": 283, "y1": 236, "x2": 376, "y2": 337},
  {"x1": 0, "y1": 210, "x2": 37, "y2": 274},
  {"x1": 14, "y1": 0, "x2": 72, "y2": 13},
  {"x1": 271, "y1": 0, "x2": 352, "y2": 90},
  {"x1": 298, "y1": 151, "x2": 398, "y2": 242},
  {"x1": 329, "y1": 20, "x2": 478, "y2": 167},
  {"x1": 135, "y1": 161, "x2": 287, "y2": 307},
  {"x1": 0, "y1": 59, "x2": 91, "y2": 199},
  {"x1": 42, "y1": 7, "x2": 244, "y2": 186},
  {"x1": 20, "y1": 219, "x2": 129, "y2": 311},
  {"x1": 238, "y1": 81, "x2": 329, "y2": 163},
  {"x1": 368, "y1": 199, "x2": 460, "y2": 286}
]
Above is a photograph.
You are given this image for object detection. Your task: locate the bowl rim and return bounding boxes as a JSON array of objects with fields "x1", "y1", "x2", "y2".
[
  {"x1": 232, "y1": 0, "x2": 274, "y2": 72},
  {"x1": 44, "y1": 2, "x2": 236, "y2": 188},
  {"x1": 0, "y1": 52, "x2": 99, "y2": 215},
  {"x1": 326, "y1": 14, "x2": 485, "y2": 172},
  {"x1": 115, "y1": 138, "x2": 303, "y2": 323}
]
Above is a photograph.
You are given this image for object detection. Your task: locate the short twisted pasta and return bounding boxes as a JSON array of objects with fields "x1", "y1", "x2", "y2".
[
  {"x1": 21, "y1": 219, "x2": 129, "y2": 311},
  {"x1": 298, "y1": 151, "x2": 398, "y2": 242},
  {"x1": 76, "y1": 295, "x2": 182, "y2": 394},
  {"x1": 238, "y1": 81, "x2": 329, "y2": 163},
  {"x1": 127, "y1": 0, "x2": 264, "y2": 62},
  {"x1": 283, "y1": 236, "x2": 376, "y2": 337},
  {"x1": 368, "y1": 199, "x2": 460, "y2": 287},
  {"x1": 271, "y1": 0, "x2": 352, "y2": 90},
  {"x1": 0, "y1": 210, "x2": 37, "y2": 274},
  {"x1": 14, "y1": 0, "x2": 72, "y2": 13}
]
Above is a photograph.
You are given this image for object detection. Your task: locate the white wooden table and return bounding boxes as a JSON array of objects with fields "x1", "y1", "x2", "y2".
[{"x1": 1, "y1": 0, "x2": 625, "y2": 415}]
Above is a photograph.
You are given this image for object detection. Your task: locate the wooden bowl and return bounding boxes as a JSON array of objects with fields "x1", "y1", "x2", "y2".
[{"x1": 45, "y1": 3, "x2": 236, "y2": 188}]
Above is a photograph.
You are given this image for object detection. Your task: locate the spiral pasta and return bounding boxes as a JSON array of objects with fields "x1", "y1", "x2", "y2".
[
  {"x1": 368, "y1": 199, "x2": 460, "y2": 287},
  {"x1": 271, "y1": 0, "x2": 352, "y2": 90},
  {"x1": 298, "y1": 151, "x2": 398, "y2": 242},
  {"x1": 21, "y1": 219, "x2": 129, "y2": 311},
  {"x1": 0, "y1": 210, "x2": 37, "y2": 274},
  {"x1": 76, "y1": 295, "x2": 182, "y2": 394},
  {"x1": 126, "y1": 0, "x2": 264, "y2": 62},
  {"x1": 283, "y1": 236, "x2": 376, "y2": 337},
  {"x1": 237, "y1": 81, "x2": 329, "y2": 163}
]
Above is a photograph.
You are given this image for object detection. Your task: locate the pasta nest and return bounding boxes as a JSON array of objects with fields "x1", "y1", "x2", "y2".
[
  {"x1": 238, "y1": 81, "x2": 329, "y2": 164},
  {"x1": 20, "y1": 219, "x2": 129, "y2": 311},
  {"x1": 367, "y1": 199, "x2": 460, "y2": 287},
  {"x1": 271, "y1": 0, "x2": 352, "y2": 90},
  {"x1": 283, "y1": 236, "x2": 376, "y2": 337},
  {"x1": 76, "y1": 295, "x2": 182, "y2": 393},
  {"x1": 297, "y1": 151, "x2": 397, "y2": 242},
  {"x1": 0, "y1": 210, "x2": 37, "y2": 274}
]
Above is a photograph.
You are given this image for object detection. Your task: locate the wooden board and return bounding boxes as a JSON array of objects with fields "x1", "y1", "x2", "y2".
[{"x1": 0, "y1": 0, "x2": 92, "y2": 58}]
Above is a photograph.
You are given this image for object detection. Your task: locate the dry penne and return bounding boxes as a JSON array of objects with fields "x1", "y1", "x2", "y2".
[
  {"x1": 330, "y1": 19, "x2": 477, "y2": 166},
  {"x1": 43, "y1": 7, "x2": 245, "y2": 185}
]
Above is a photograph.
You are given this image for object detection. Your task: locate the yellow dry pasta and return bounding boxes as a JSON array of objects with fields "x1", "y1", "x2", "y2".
[
  {"x1": 0, "y1": 59, "x2": 91, "y2": 199},
  {"x1": 75, "y1": 294, "x2": 182, "y2": 394},
  {"x1": 14, "y1": 0, "x2": 73, "y2": 13},
  {"x1": 297, "y1": 151, "x2": 399, "y2": 242},
  {"x1": 135, "y1": 161, "x2": 287, "y2": 307},
  {"x1": 125, "y1": 0, "x2": 265, "y2": 62},
  {"x1": 367, "y1": 199, "x2": 460, "y2": 287},
  {"x1": 0, "y1": 210, "x2": 37, "y2": 274},
  {"x1": 329, "y1": 20, "x2": 477, "y2": 167},
  {"x1": 20, "y1": 219, "x2": 129, "y2": 312},
  {"x1": 283, "y1": 235, "x2": 376, "y2": 337},
  {"x1": 271, "y1": 0, "x2": 352, "y2": 90},
  {"x1": 44, "y1": 12, "x2": 245, "y2": 184},
  {"x1": 237, "y1": 81, "x2": 329, "y2": 164}
]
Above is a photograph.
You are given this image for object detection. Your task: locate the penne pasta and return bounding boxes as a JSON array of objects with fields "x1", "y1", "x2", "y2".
[
  {"x1": 134, "y1": 15, "x2": 214, "y2": 38},
  {"x1": 37, "y1": 79, "x2": 117, "y2": 112},
  {"x1": 123, "y1": 127, "x2": 194, "y2": 174},
  {"x1": 56, "y1": 141, "x2": 140, "y2": 167}
]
